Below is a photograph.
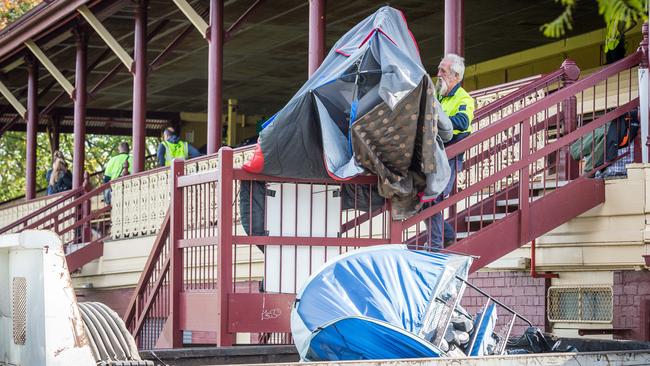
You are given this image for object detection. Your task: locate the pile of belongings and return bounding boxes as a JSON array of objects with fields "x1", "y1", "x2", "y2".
[
  {"x1": 243, "y1": 6, "x2": 451, "y2": 219},
  {"x1": 291, "y1": 245, "x2": 509, "y2": 361}
]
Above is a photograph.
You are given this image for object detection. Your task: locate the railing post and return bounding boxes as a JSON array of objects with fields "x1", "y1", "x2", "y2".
[
  {"x1": 519, "y1": 118, "x2": 531, "y2": 244},
  {"x1": 388, "y1": 201, "x2": 402, "y2": 244},
  {"x1": 639, "y1": 23, "x2": 650, "y2": 163},
  {"x1": 216, "y1": 147, "x2": 234, "y2": 346},
  {"x1": 82, "y1": 172, "x2": 92, "y2": 243},
  {"x1": 560, "y1": 59, "x2": 580, "y2": 181},
  {"x1": 169, "y1": 159, "x2": 184, "y2": 348}
]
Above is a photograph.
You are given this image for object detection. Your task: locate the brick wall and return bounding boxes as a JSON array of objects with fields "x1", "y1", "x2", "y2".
[
  {"x1": 461, "y1": 271, "x2": 547, "y2": 335},
  {"x1": 613, "y1": 270, "x2": 650, "y2": 341}
]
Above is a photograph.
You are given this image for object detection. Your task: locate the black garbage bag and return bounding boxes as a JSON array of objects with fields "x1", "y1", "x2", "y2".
[
  {"x1": 506, "y1": 327, "x2": 578, "y2": 354},
  {"x1": 239, "y1": 180, "x2": 268, "y2": 252}
]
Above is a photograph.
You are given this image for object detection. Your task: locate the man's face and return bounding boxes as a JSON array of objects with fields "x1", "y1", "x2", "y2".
[{"x1": 436, "y1": 59, "x2": 460, "y2": 96}]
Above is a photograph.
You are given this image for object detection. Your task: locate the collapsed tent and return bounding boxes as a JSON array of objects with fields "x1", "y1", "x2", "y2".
[
  {"x1": 291, "y1": 245, "x2": 473, "y2": 361},
  {"x1": 243, "y1": 6, "x2": 450, "y2": 219}
]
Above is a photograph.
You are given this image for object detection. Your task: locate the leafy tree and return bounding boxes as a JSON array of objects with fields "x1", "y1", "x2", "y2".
[
  {"x1": 0, "y1": 131, "x2": 160, "y2": 202},
  {"x1": 541, "y1": 0, "x2": 648, "y2": 52},
  {"x1": 0, "y1": 0, "x2": 42, "y2": 29}
]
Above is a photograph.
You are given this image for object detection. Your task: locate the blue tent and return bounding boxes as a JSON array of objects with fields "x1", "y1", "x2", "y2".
[
  {"x1": 244, "y1": 6, "x2": 451, "y2": 219},
  {"x1": 291, "y1": 245, "x2": 473, "y2": 361}
]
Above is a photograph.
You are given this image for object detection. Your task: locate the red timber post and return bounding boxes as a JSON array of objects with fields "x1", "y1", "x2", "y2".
[
  {"x1": 169, "y1": 159, "x2": 184, "y2": 347},
  {"x1": 25, "y1": 55, "x2": 38, "y2": 199},
  {"x1": 216, "y1": 147, "x2": 234, "y2": 346},
  {"x1": 560, "y1": 59, "x2": 580, "y2": 180},
  {"x1": 82, "y1": 171, "x2": 91, "y2": 242},
  {"x1": 444, "y1": 0, "x2": 464, "y2": 56},
  {"x1": 308, "y1": 0, "x2": 326, "y2": 76},
  {"x1": 640, "y1": 23, "x2": 649, "y2": 163},
  {"x1": 132, "y1": 0, "x2": 148, "y2": 173},
  {"x1": 72, "y1": 26, "x2": 88, "y2": 189},
  {"x1": 389, "y1": 202, "x2": 402, "y2": 244},
  {"x1": 207, "y1": 0, "x2": 224, "y2": 153},
  {"x1": 519, "y1": 115, "x2": 531, "y2": 245}
]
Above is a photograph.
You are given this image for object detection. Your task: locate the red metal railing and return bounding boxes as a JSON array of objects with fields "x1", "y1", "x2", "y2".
[
  {"x1": 403, "y1": 51, "x2": 641, "y2": 271},
  {"x1": 124, "y1": 51, "x2": 643, "y2": 348},
  {"x1": 469, "y1": 60, "x2": 579, "y2": 132},
  {"x1": 0, "y1": 173, "x2": 112, "y2": 271},
  {"x1": 124, "y1": 211, "x2": 171, "y2": 350}
]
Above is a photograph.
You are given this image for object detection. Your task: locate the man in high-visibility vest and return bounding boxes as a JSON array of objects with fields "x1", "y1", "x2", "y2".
[
  {"x1": 157, "y1": 127, "x2": 201, "y2": 167},
  {"x1": 103, "y1": 142, "x2": 133, "y2": 203},
  {"x1": 425, "y1": 53, "x2": 475, "y2": 248}
]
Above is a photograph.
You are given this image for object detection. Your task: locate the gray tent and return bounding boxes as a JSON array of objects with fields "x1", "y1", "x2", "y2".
[{"x1": 244, "y1": 6, "x2": 450, "y2": 219}]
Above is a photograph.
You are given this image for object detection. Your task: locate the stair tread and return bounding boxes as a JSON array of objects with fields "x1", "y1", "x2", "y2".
[
  {"x1": 456, "y1": 231, "x2": 474, "y2": 238},
  {"x1": 496, "y1": 196, "x2": 542, "y2": 207},
  {"x1": 530, "y1": 181, "x2": 568, "y2": 190},
  {"x1": 465, "y1": 213, "x2": 507, "y2": 222}
]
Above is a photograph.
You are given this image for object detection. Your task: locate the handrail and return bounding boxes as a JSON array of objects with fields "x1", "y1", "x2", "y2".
[
  {"x1": 0, "y1": 153, "x2": 157, "y2": 208},
  {"x1": 0, "y1": 186, "x2": 83, "y2": 234},
  {"x1": 403, "y1": 98, "x2": 638, "y2": 229},
  {"x1": 469, "y1": 74, "x2": 542, "y2": 98},
  {"x1": 123, "y1": 210, "x2": 171, "y2": 347},
  {"x1": 23, "y1": 182, "x2": 110, "y2": 231},
  {"x1": 473, "y1": 67, "x2": 569, "y2": 121},
  {"x1": 447, "y1": 51, "x2": 641, "y2": 159}
]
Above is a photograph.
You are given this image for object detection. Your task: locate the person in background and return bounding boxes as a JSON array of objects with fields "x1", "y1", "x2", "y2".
[
  {"x1": 157, "y1": 127, "x2": 202, "y2": 167},
  {"x1": 102, "y1": 142, "x2": 133, "y2": 203},
  {"x1": 423, "y1": 53, "x2": 475, "y2": 249},
  {"x1": 46, "y1": 150, "x2": 73, "y2": 195}
]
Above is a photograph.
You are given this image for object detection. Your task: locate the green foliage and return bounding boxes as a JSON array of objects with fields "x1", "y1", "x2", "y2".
[
  {"x1": 0, "y1": 131, "x2": 160, "y2": 202},
  {"x1": 0, "y1": 0, "x2": 41, "y2": 29},
  {"x1": 541, "y1": 0, "x2": 577, "y2": 38},
  {"x1": 541, "y1": 0, "x2": 648, "y2": 52}
]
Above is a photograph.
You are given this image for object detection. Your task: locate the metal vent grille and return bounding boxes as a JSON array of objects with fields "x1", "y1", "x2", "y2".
[
  {"x1": 12, "y1": 277, "x2": 27, "y2": 345},
  {"x1": 548, "y1": 286, "x2": 612, "y2": 323}
]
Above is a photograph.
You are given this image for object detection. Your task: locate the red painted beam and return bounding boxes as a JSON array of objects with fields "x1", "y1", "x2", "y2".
[
  {"x1": 450, "y1": 177, "x2": 605, "y2": 272},
  {"x1": 66, "y1": 240, "x2": 104, "y2": 272}
]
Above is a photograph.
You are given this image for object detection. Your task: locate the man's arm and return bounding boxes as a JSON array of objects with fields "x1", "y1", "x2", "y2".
[
  {"x1": 157, "y1": 143, "x2": 166, "y2": 167},
  {"x1": 449, "y1": 95, "x2": 475, "y2": 132},
  {"x1": 434, "y1": 100, "x2": 453, "y2": 143}
]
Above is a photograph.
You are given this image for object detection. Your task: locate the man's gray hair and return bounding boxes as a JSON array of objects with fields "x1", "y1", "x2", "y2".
[{"x1": 443, "y1": 53, "x2": 465, "y2": 80}]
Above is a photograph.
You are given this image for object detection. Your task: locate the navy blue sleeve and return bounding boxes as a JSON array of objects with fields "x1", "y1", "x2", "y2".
[
  {"x1": 61, "y1": 171, "x2": 73, "y2": 190},
  {"x1": 157, "y1": 143, "x2": 166, "y2": 167},
  {"x1": 188, "y1": 144, "x2": 202, "y2": 158},
  {"x1": 450, "y1": 109, "x2": 470, "y2": 131}
]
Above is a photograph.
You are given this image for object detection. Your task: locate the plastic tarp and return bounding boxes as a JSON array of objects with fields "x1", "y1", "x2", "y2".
[
  {"x1": 244, "y1": 6, "x2": 450, "y2": 219},
  {"x1": 291, "y1": 245, "x2": 472, "y2": 361}
]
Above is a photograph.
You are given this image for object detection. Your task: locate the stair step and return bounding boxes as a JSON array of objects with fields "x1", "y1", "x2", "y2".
[
  {"x1": 530, "y1": 181, "x2": 568, "y2": 190},
  {"x1": 456, "y1": 231, "x2": 474, "y2": 239},
  {"x1": 465, "y1": 213, "x2": 507, "y2": 223},
  {"x1": 496, "y1": 196, "x2": 542, "y2": 207}
]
